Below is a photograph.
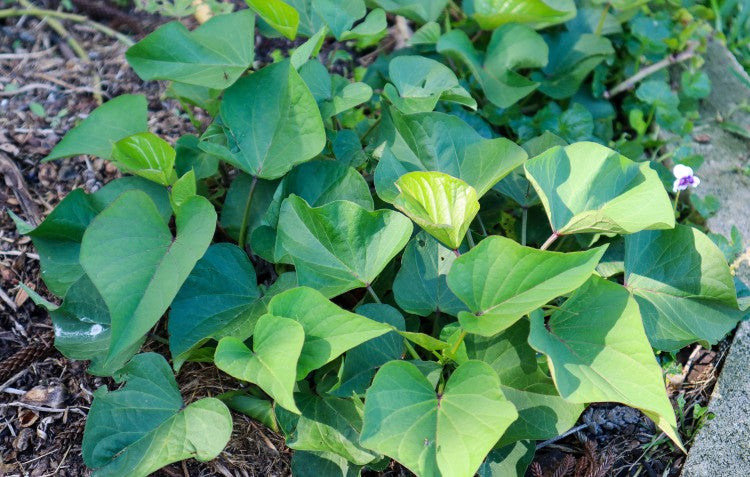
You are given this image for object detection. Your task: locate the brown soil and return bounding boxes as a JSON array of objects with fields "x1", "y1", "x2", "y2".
[{"x1": 0, "y1": 2, "x2": 732, "y2": 477}]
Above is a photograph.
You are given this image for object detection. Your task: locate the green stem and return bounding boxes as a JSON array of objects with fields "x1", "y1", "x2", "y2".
[
  {"x1": 540, "y1": 232, "x2": 560, "y2": 251},
  {"x1": 447, "y1": 329, "x2": 468, "y2": 358},
  {"x1": 466, "y1": 230, "x2": 475, "y2": 248},
  {"x1": 432, "y1": 309, "x2": 442, "y2": 336},
  {"x1": 673, "y1": 189, "x2": 681, "y2": 217},
  {"x1": 360, "y1": 116, "x2": 382, "y2": 143},
  {"x1": 237, "y1": 175, "x2": 258, "y2": 252},
  {"x1": 594, "y1": 2, "x2": 611, "y2": 36},
  {"x1": 521, "y1": 207, "x2": 528, "y2": 246},
  {"x1": 477, "y1": 214, "x2": 488, "y2": 236},
  {"x1": 366, "y1": 284, "x2": 382, "y2": 304},
  {"x1": 404, "y1": 339, "x2": 420, "y2": 360}
]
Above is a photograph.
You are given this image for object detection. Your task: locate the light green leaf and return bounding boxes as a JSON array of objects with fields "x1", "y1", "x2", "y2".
[
  {"x1": 251, "y1": 159, "x2": 373, "y2": 263},
  {"x1": 464, "y1": 0, "x2": 576, "y2": 29},
  {"x1": 383, "y1": 55, "x2": 476, "y2": 114},
  {"x1": 340, "y1": 8, "x2": 387, "y2": 45},
  {"x1": 220, "y1": 391, "x2": 278, "y2": 432},
  {"x1": 312, "y1": 0, "x2": 365, "y2": 38},
  {"x1": 320, "y1": 77, "x2": 373, "y2": 119},
  {"x1": 267, "y1": 287, "x2": 392, "y2": 378},
  {"x1": 375, "y1": 109, "x2": 527, "y2": 202},
  {"x1": 246, "y1": 0, "x2": 299, "y2": 39},
  {"x1": 284, "y1": 393, "x2": 379, "y2": 465},
  {"x1": 393, "y1": 171, "x2": 479, "y2": 250},
  {"x1": 112, "y1": 132, "x2": 178, "y2": 186},
  {"x1": 410, "y1": 21, "x2": 441, "y2": 45},
  {"x1": 13, "y1": 177, "x2": 170, "y2": 297},
  {"x1": 330, "y1": 303, "x2": 405, "y2": 397},
  {"x1": 462, "y1": 320, "x2": 583, "y2": 446},
  {"x1": 524, "y1": 142, "x2": 674, "y2": 235},
  {"x1": 82, "y1": 353, "x2": 232, "y2": 477},
  {"x1": 437, "y1": 25, "x2": 548, "y2": 108},
  {"x1": 277, "y1": 195, "x2": 412, "y2": 297},
  {"x1": 215, "y1": 314, "x2": 305, "y2": 413},
  {"x1": 447, "y1": 236, "x2": 606, "y2": 336},
  {"x1": 44, "y1": 95, "x2": 148, "y2": 161},
  {"x1": 625, "y1": 225, "x2": 742, "y2": 350},
  {"x1": 81, "y1": 191, "x2": 216, "y2": 370},
  {"x1": 370, "y1": 0, "x2": 449, "y2": 23},
  {"x1": 361, "y1": 360, "x2": 518, "y2": 477},
  {"x1": 393, "y1": 231, "x2": 467, "y2": 317},
  {"x1": 212, "y1": 60, "x2": 325, "y2": 179},
  {"x1": 290, "y1": 26, "x2": 327, "y2": 70},
  {"x1": 168, "y1": 243, "x2": 262, "y2": 370},
  {"x1": 528, "y1": 276, "x2": 683, "y2": 450},
  {"x1": 126, "y1": 10, "x2": 255, "y2": 89},
  {"x1": 170, "y1": 170, "x2": 196, "y2": 211}
]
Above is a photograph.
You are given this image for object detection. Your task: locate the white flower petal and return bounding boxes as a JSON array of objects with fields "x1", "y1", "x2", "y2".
[
  {"x1": 673, "y1": 179, "x2": 682, "y2": 192},
  {"x1": 691, "y1": 176, "x2": 700, "y2": 188},
  {"x1": 673, "y1": 164, "x2": 693, "y2": 179}
]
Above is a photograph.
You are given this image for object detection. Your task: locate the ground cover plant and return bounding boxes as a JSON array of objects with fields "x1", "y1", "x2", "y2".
[{"x1": 8, "y1": 0, "x2": 748, "y2": 475}]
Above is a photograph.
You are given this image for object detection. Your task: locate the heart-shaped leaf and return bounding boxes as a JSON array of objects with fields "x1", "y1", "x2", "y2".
[
  {"x1": 112, "y1": 132, "x2": 178, "y2": 186},
  {"x1": 330, "y1": 303, "x2": 405, "y2": 397},
  {"x1": 282, "y1": 393, "x2": 379, "y2": 465},
  {"x1": 251, "y1": 159, "x2": 373, "y2": 263},
  {"x1": 393, "y1": 232, "x2": 467, "y2": 317},
  {"x1": 44, "y1": 95, "x2": 148, "y2": 161},
  {"x1": 208, "y1": 60, "x2": 325, "y2": 179},
  {"x1": 11, "y1": 177, "x2": 170, "y2": 297},
  {"x1": 169, "y1": 243, "x2": 262, "y2": 370},
  {"x1": 312, "y1": 0, "x2": 366, "y2": 39},
  {"x1": 267, "y1": 287, "x2": 392, "y2": 378},
  {"x1": 447, "y1": 236, "x2": 606, "y2": 336},
  {"x1": 278, "y1": 195, "x2": 412, "y2": 297},
  {"x1": 220, "y1": 173, "x2": 280, "y2": 243},
  {"x1": 524, "y1": 142, "x2": 674, "y2": 235},
  {"x1": 246, "y1": 0, "x2": 299, "y2": 39},
  {"x1": 461, "y1": 320, "x2": 583, "y2": 446},
  {"x1": 528, "y1": 276, "x2": 683, "y2": 450},
  {"x1": 370, "y1": 0, "x2": 448, "y2": 22},
  {"x1": 126, "y1": 10, "x2": 254, "y2": 89},
  {"x1": 361, "y1": 360, "x2": 518, "y2": 477},
  {"x1": 82, "y1": 353, "x2": 232, "y2": 477},
  {"x1": 464, "y1": 0, "x2": 576, "y2": 29},
  {"x1": 81, "y1": 190, "x2": 216, "y2": 369},
  {"x1": 383, "y1": 55, "x2": 476, "y2": 114},
  {"x1": 624, "y1": 225, "x2": 742, "y2": 350},
  {"x1": 375, "y1": 110, "x2": 527, "y2": 202},
  {"x1": 393, "y1": 171, "x2": 479, "y2": 250},
  {"x1": 215, "y1": 314, "x2": 305, "y2": 413},
  {"x1": 437, "y1": 25, "x2": 548, "y2": 108}
]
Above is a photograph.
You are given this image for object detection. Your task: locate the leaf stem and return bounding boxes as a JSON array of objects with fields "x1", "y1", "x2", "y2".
[
  {"x1": 447, "y1": 329, "x2": 467, "y2": 358},
  {"x1": 237, "y1": 175, "x2": 258, "y2": 252},
  {"x1": 594, "y1": 2, "x2": 611, "y2": 36},
  {"x1": 403, "y1": 339, "x2": 420, "y2": 360},
  {"x1": 673, "y1": 189, "x2": 681, "y2": 217},
  {"x1": 465, "y1": 230, "x2": 475, "y2": 248},
  {"x1": 366, "y1": 284, "x2": 382, "y2": 304},
  {"x1": 360, "y1": 116, "x2": 382, "y2": 143},
  {"x1": 521, "y1": 207, "x2": 528, "y2": 246},
  {"x1": 477, "y1": 214, "x2": 488, "y2": 236},
  {"x1": 540, "y1": 232, "x2": 560, "y2": 251},
  {"x1": 453, "y1": 248, "x2": 461, "y2": 257}
]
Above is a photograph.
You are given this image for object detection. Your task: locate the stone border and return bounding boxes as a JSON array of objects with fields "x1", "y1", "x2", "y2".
[{"x1": 680, "y1": 40, "x2": 750, "y2": 476}]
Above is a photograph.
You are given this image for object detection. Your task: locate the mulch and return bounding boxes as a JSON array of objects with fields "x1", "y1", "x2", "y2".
[{"x1": 0, "y1": 2, "x2": 734, "y2": 476}]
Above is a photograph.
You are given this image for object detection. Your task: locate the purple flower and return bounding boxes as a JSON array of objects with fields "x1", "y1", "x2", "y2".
[{"x1": 672, "y1": 164, "x2": 700, "y2": 192}]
